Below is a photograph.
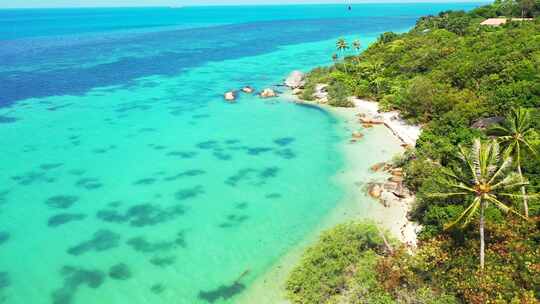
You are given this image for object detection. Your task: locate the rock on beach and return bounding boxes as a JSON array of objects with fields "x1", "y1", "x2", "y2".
[{"x1": 284, "y1": 70, "x2": 305, "y2": 89}]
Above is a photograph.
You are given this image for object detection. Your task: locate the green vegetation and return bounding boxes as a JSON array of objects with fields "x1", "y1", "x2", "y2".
[
  {"x1": 489, "y1": 108, "x2": 538, "y2": 217},
  {"x1": 288, "y1": 1, "x2": 540, "y2": 303},
  {"x1": 336, "y1": 38, "x2": 350, "y2": 73},
  {"x1": 286, "y1": 222, "x2": 392, "y2": 303},
  {"x1": 429, "y1": 139, "x2": 527, "y2": 270},
  {"x1": 286, "y1": 221, "x2": 459, "y2": 304},
  {"x1": 377, "y1": 219, "x2": 539, "y2": 303}
]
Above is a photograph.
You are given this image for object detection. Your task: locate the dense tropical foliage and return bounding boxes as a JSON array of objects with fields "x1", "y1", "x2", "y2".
[
  {"x1": 489, "y1": 108, "x2": 538, "y2": 217},
  {"x1": 429, "y1": 139, "x2": 528, "y2": 270},
  {"x1": 287, "y1": 1, "x2": 540, "y2": 303}
]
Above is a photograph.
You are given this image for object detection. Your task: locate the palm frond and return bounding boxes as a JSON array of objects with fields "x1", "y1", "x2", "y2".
[
  {"x1": 442, "y1": 166, "x2": 473, "y2": 186},
  {"x1": 521, "y1": 138, "x2": 538, "y2": 156},
  {"x1": 485, "y1": 195, "x2": 528, "y2": 220},
  {"x1": 427, "y1": 192, "x2": 468, "y2": 198},
  {"x1": 440, "y1": 167, "x2": 460, "y2": 180},
  {"x1": 522, "y1": 128, "x2": 537, "y2": 139},
  {"x1": 444, "y1": 181, "x2": 477, "y2": 193},
  {"x1": 497, "y1": 108, "x2": 537, "y2": 162},
  {"x1": 493, "y1": 181, "x2": 529, "y2": 191},
  {"x1": 502, "y1": 141, "x2": 516, "y2": 159},
  {"x1": 498, "y1": 192, "x2": 539, "y2": 199},
  {"x1": 488, "y1": 125, "x2": 511, "y2": 137},
  {"x1": 515, "y1": 108, "x2": 531, "y2": 131},
  {"x1": 458, "y1": 143, "x2": 479, "y2": 185},
  {"x1": 461, "y1": 197, "x2": 481, "y2": 228},
  {"x1": 444, "y1": 197, "x2": 480, "y2": 230},
  {"x1": 472, "y1": 139, "x2": 483, "y2": 180},
  {"x1": 489, "y1": 140, "x2": 500, "y2": 168},
  {"x1": 488, "y1": 156, "x2": 513, "y2": 185}
]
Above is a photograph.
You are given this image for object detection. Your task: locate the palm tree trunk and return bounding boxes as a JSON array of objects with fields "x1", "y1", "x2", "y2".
[
  {"x1": 517, "y1": 163, "x2": 529, "y2": 217},
  {"x1": 342, "y1": 52, "x2": 348, "y2": 74},
  {"x1": 376, "y1": 226, "x2": 393, "y2": 254},
  {"x1": 480, "y1": 201, "x2": 485, "y2": 271}
]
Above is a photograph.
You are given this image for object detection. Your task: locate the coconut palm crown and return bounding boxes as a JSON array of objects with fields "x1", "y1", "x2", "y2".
[
  {"x1": 336, "y1": 38, "x2": 349, "y2": 72},
  {"x1": 430, "y1": 139, "x2": 530, "y2": 270},
  {"x1": 336, "y1": 38, "x2": 349, "y2": 52},
  {"x1": 352, "y1": 39, "x2": 362, "y2": 64},
  {"x1": 489, "y1": 107, "x2": 538, "y2": 217},
  {"x1": 352, "y1": 39, "x2": 361, "y2": 53}
]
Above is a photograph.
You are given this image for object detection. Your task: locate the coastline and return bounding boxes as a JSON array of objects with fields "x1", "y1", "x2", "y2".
[
  {"x1": 328, "y1": 103, "x2": 420, "y2": 247},
  {"x1": 350, "y1": 97, "x2": 421, "y2": 147},
  {"x1": 320, "y1": 98, "x2": 420, "y2": 246},
  {"x1": 284, "y1": 89, "x2": 421, "y2": 244},
  {"x1": 238, "y1": 91, "x2": 419, "y2": 303}
]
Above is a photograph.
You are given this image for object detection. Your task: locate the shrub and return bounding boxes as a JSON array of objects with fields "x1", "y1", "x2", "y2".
[
  {"x1": 328, "y1": 82, "x2": 353, "y2": 107},
  {"x1": 301, "y1": 67, "x2": 333, "y2": 101},
  {"x1": 378, "y1": 31, "x2": 400, "y2": 44},
  {"x1": 377, "y1": 219, "x2": 540, "y2": 304},
  {"x1": 285, "y1": 221, "x2": 389, "y2": 303}
]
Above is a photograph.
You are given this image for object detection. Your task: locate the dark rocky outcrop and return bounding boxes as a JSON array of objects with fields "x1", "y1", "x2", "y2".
[{"x1": 471, "y1": 116, "x2": 504, "y2": 130}]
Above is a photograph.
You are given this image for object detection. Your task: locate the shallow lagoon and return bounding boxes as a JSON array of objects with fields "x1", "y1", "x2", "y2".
[{"x1": 0, "y1": 4, "x2": 481, "y2": 303}]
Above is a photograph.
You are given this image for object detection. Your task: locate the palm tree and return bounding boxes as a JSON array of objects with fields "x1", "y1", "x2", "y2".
[
  {"x1": 352, "y1": 39, "x2": 361, "y2": 53},
  {"x1": 352, "y1": 39, "x2": 362, "y2": 64},
  {"x1": 336, "y1": 38, "x2": 349, "y2": 73},
  {"x1": 331, "y1": 53, "x2": 338, "y2": 64},
  {"x1": 430, "y1": 139, "x2": 529, "y2": 270},
  {"x1": 489, "y1": 108, "x2": 538, "y2": 217},
  {"x1": 520, "y1": 0, "x2": 535, "y2": 18}
]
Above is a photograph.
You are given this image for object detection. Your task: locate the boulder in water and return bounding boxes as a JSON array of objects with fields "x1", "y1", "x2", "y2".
[
  {"x1": 367, "y1": 183, "x2": 382, "y2": 199},
  {"x1": 224, "y1": 91, "x2": 236, "y2": 102},
  {"x1": 352, "y1": 132, "x2": 364, "y2": 139},
  {"x1": 241, "y1": 86, "x2": 254, "y2": 94},
  {"x1": 260, "y1": 88, "x2": 278, "y2": 98},
  {"x1": 285, "y1": 70, "x2": 305, "y2": 89}
]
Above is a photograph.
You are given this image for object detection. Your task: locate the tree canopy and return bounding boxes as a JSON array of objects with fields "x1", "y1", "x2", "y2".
[{"x1": 289, "y1": 2, "x2": 540, "y2": 303}]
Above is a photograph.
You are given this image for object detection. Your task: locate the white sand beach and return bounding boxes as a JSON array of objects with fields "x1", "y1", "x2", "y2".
[
  {"x1": 350, "y1": 97, "x2": 422, "y2": 147},
  {"x1": 238, "y1": 92, "x2": 422, "y2": 303},
  {"x1": 329, "y1": 104, "x2": 420, "y2": 247}
]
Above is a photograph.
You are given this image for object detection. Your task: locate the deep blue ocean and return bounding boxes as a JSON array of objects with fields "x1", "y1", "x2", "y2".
[{"x1": 0, "y1": 3, "x2": 482, "y2": 304}]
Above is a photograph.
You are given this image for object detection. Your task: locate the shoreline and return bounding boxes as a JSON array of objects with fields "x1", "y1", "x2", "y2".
[
  {"x1": 284, "y1": 89, "x2": 421, "y2": 245},
  {"x1": 342, "y1": 96, "x2": 422, "y2": 247},
  {"x1": 237, "y1": 90, "x2": 420, "y2": 303},
  {"x1": 350, "y1": 97, "x2": 421, "y2": 147},
  {"x1": 321, "y1": 99, "x2": 420, "y2": 246}
]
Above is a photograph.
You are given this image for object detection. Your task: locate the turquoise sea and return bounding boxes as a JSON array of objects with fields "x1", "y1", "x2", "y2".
[{"x1": 0, "y1": 3, "x2": 482, "y2": 304}]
